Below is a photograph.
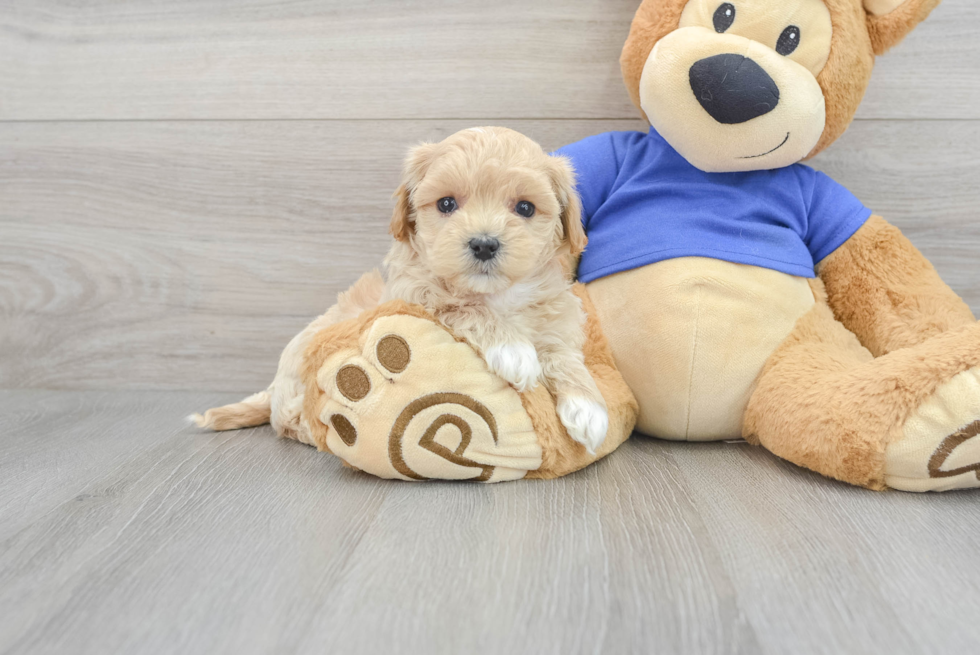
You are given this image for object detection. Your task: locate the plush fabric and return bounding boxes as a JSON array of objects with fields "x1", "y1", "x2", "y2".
[
  {"x1": 818, "y1": 215, "x2": 976, "y2": 356},
  {"x1": 620, "y1": 0, "x2": 881, "y2": 161},
  {"x1": 863, "y1": 0, "x2": 908, "y2": 15},
  {"x1": 641, "y1": 2, "x2": 833, "y2": 171},
  {"x1": 305, "y1": 309, "x2": 543, "y2": 482},
  {"x1": 888, "y1": 368, "x2": 980, "y2": 491},
  {"x1": 867, "y1": 0, "x2": 942, "y2": 54},
  {"x1": 809, "y1": 0, "x2": 877, "y2": 158},
  {"x1": 620, "y1": 0, "x2": 691, "y2": 125},
  {"x1": 597, "y1": 0, "x2": 980, "y2": 492},
  {"x1": 298, "y1": 286, "x2": 638, "y2": 482},
  {"x1": 587, "y1": 258, "x2": 815, "y2": 440},
  {"x1": 680, "y1": 0, "x2": 834, "y2": 76},
  {"x1": 743, "y1": 279, "x2": 980, "y2": 490},
  {"x1": 557, "y1": 128, "x2": 872, "y2": 281}
]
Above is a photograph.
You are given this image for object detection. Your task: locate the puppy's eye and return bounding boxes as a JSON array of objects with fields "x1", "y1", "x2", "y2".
[
  {"x1": 776, "y1": 26, "x2": 801, "y2": 56},
  {"x1": 515, "y1": 201, "x2": 536, "y2": 219},
  {"x1": 436, "y1": 197, "x2": 458, "y2": 214},
  {"x1": 713, "y1": 3, "x2": 735, "y2": 33}
]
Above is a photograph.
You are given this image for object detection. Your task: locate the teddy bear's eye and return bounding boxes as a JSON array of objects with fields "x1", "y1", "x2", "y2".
[
  {"x1": 713, "y1": 3, "x2": 736, "y2": 33},
  {"x1": 776, "y1": 26, "x2": 801, "y2": 56},
  {"x1": 437, "y1": 197, "x2": 458, "y2": 214}
]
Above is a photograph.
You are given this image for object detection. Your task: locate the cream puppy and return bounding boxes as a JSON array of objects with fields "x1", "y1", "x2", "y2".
[{"x1": 195, "y1": 127, "x2": 608, "y2": 453}]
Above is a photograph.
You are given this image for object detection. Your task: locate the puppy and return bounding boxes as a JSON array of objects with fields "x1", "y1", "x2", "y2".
[{"x1": 194, "y1": 127, "x2": 609, "y2": 453}]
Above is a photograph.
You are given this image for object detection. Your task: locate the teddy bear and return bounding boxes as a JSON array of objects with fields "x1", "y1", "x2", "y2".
[
  {"x1": 560, "y1": 0, "x2": 980, "y2": 492},
  {"x1": 203, "y1": 0, "x2": 979, "y2": 492}
]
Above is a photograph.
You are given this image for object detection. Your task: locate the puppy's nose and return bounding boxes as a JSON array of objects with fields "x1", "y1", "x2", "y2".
[
  {"x1": 468, "y1": 237, "x2": 500, "y2": 262},
  {"x1": 689, "y1": 54, "x2": 779, "y2": 125}
]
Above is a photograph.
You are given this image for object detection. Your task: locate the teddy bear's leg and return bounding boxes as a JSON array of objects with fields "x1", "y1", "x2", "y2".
[
  {"x1": 300, "y1": 288, "x2": 637, "y2": 483},
  {"x1": 743, "y1": 279, "x2": 980, "y2": 491},
  {"x1": 818, "y1": 216, "x2": 976, "y2": 355},
  {"x1": 268, "y1": 269, "x2": 385, "y2": 444},
  {"x1": 304, "y1": 308, "x2": 546, "y2": 482}
]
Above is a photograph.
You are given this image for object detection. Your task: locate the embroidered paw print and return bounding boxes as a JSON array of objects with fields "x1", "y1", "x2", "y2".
[
  {"x1": 928, "y1": 422, "x2": 980, "y2": 483},
  {"x1": 308, "y1": 314, "x2": 543, "y2": 483},
  {"x1": 327, "y1": 335, "x2": 409, "y2": 447}
]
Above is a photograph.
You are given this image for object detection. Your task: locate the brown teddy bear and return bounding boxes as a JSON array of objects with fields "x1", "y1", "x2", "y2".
[{"x1": 562, "y1": 0, "x2": 979, "y2": 492}]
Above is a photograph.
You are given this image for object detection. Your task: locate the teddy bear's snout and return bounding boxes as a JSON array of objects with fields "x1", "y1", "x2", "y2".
[{"x1": 689, "y1": 54, "x2": 780, "y2": 125}]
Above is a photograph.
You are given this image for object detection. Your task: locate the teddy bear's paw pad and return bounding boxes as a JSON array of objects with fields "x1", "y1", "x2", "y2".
[
  {"x1": 310, "y1": 315, "x2": 543, "y2": 483},
  {"x1": 886, "y1": 367, "x2": 980, "y2": 492}
]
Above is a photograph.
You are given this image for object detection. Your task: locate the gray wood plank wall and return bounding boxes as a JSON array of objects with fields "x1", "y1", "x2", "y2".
[{"x1": 2, "y1": 0, "x2": 979, "y2": 393}]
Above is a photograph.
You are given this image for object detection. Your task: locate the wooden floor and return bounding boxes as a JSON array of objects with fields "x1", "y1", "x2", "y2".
[{"x1": 2, "y1": 1, "x2": 980, "y2": 653}]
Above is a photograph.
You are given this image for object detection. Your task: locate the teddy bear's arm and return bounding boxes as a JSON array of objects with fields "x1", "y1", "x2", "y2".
[{"x1": 816, "y1": 215, "x2": 975, "y2": 357}]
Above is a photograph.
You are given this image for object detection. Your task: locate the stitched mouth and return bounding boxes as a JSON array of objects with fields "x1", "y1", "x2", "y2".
[{"x1": 740, "y1": 132, "x2": 790, "y2": 159}]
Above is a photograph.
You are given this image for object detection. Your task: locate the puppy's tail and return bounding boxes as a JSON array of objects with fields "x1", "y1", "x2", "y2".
[{"x1": 189, "y1": 391, "x2": 271, "y2": 431}]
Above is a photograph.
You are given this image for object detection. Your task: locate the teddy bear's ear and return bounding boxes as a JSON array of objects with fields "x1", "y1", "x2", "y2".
[
  {"x1": 620, "y1": 0, "x2": 690, "y2": 118},
  {"x1": 390, "y1": 142, "x2": 438, "y2": 243},
  {"x1": 864, "y1": 0, "x2": 941, "y2": 56}
]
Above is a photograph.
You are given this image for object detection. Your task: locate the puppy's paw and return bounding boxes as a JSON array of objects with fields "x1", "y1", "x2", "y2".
[
  {"x1": 485, "y1": 343, "x2": 542, "y2": 393},
  {"x1": 557, "y1": 396, "x2": 609, "y2": 455}
]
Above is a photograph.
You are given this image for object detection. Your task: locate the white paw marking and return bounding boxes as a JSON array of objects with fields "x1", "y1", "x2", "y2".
[
  {"x1": 557, "y1": 396, "x2": 609, "y2": 455},
  {"x1": 485, "y1": 343, "x2": 542, "y2": 393}
]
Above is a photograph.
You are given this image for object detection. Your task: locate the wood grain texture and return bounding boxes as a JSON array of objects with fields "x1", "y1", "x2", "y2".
[
  {"x1": 3, "y1": 118, "x2": 979, "y2": 391},
  {"x1": 0, "y1": 0, "x2": 976, "y2": 121},
  {"x1": 1, "y1": 391, "x2": 978, "y2": 655},
  {"x1": 3, "y1": 119, "x2": 646, "y2": 392},
  {"x1": 672, "y1": 443, "x2": 980, "y2": 654},
  {"x1": 0, "y1": 390, "x2": 230, "y2": 542}
]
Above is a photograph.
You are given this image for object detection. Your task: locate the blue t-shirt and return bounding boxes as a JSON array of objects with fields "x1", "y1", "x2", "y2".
[{"x1": 556, "y1": 129, "x2": 872, "y2": 282}]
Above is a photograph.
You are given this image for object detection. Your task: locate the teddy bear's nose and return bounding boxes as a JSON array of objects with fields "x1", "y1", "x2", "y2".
[{"x1": 689, "y1": 54, "x2": 780, "y2": 125}]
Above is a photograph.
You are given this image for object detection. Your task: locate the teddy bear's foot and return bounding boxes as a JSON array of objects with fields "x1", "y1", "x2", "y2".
[
  {"x1": 886, "y1": 367, "x2": 980, "y2": 492},
  {"x1": 305, "y1": 312, "x2": 545, "y2": 483}
]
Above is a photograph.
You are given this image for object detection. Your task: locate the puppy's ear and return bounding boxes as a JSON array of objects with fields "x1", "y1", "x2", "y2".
[
  {"x1": 548, "y1": 155, "x2": 587, "y2": 260},
  {"x1": 390, "y1": 142, "x2": 438, "y2": 243},
  {"x1": 864, "y1": 0, "x2": 940, "y2": 56},
  {"x1": 390, "y1": 183, "x2": 413, "y2": 243}
]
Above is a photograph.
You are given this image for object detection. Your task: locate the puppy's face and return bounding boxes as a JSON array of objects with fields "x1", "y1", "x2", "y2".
[{"x1": 391, "y1": 128, "x2": 586, "y2": 295}]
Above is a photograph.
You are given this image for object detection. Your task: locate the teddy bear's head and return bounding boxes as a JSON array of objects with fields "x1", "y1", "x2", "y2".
[{"x1": 621, "y1": 0, "x2": 939, "y2": 172}]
